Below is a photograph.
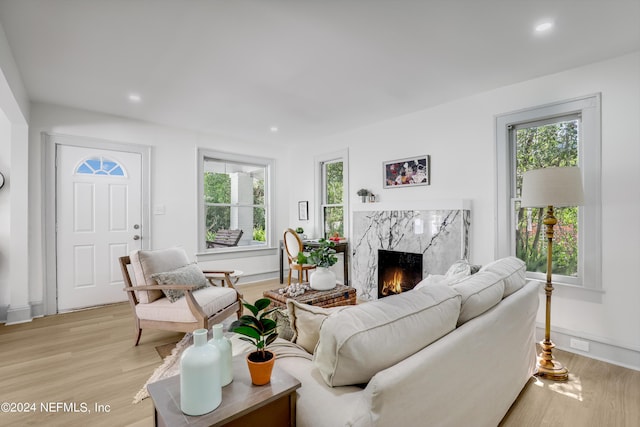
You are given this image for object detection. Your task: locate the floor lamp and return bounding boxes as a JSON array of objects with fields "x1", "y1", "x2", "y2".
[{"x1": 520, "y1": 167, "x2": 584, "y2": 381}]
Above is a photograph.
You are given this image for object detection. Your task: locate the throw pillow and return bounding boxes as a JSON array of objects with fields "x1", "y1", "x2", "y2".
[
  {"x1": 151, "y1": 263, "x2": 209, "y2": 302},
  {"x1": 286, "y1": 300, "x2": 350, "y2": 354},
  {"x1": 444, "y1": 259, "x2": 472, "y2": 284},
  {"x1": 265, "y1": 308, "x2": 294, "y2": 342}
]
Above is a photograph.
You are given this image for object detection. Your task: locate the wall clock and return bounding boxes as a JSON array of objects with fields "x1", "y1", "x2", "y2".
[{"x1": 0, "y1": 172, "x2": 4, "y2": 189}]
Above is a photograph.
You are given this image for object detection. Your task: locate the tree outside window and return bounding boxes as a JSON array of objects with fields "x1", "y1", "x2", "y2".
[
  {"x1": 322, "y1": 160, "x2": 344, "y2": 237},
  {"x1": 203, "y1": 157, "x2": 268, "y2": 248},
  {"x1": 513, "y1": 118, "x2": 579, "y2": 277}
]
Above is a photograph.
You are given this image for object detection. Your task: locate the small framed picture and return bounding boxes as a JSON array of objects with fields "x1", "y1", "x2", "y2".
[
  {"x1": 383, "y1": 155, "x2": 430, "y2": 188},
  {"x1": 298, "y1": 201, "x2": 309, "y2": 221}
]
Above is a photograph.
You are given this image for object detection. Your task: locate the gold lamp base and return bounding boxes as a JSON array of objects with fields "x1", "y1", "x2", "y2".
[{"x1": 536, "y1": 340, "x2": 569, "y2": 381}]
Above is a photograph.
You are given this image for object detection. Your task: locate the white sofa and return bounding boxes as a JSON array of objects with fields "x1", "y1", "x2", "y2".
[{"x1": 273, "y1": 257, "x2": 539, "y2": 427}]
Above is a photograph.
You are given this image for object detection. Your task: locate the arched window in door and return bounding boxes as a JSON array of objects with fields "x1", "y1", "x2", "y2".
[{"x1": 75, "y1": 156, "x2": 126, "y2": 177}]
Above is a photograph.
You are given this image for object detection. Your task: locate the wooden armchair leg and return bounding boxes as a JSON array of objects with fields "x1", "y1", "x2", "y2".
[{"x1": 134, "y1": 327, "x2": 142, "y2": 346}]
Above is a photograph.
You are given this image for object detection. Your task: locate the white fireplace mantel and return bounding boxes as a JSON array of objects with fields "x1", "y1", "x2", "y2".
[{"x1": 351, "y1": 198, "x2": 471, "y2": 212}]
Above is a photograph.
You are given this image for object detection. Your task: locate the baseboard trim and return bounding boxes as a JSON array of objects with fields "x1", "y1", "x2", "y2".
[
  {"x1": 536, "y1": 324, "x2": 640, "y2": 372},
  {"x1": 236, "y1": 271, "x2": 279, "y2": 286},
  {"x1": 5, "y1": 305, "x2": 33, "y2": 325}
]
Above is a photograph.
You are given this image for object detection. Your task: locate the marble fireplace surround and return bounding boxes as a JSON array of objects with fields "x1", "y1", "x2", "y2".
[{"x1": 351, "y1": 200, "x2": 470, "y2": 300}]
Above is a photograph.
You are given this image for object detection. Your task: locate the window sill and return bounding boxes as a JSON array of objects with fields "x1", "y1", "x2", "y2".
[
  {"x1": 195, "y1": 245, "x2": 277, "y2": 261},
  {"x1": 530, "y1": 278, "x2": 604, "y2": 304}
]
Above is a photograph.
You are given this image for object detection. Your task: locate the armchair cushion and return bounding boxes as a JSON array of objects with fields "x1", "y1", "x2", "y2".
[
  {"x1": 135, "y1": 286, "x2": 238, "y2": 323},
  {"x1": 151, "y1": 263, "x2": 209, "y2": 302},
  {"x1": 130, "y1": 248, "x2": 191, "y2": 303}
]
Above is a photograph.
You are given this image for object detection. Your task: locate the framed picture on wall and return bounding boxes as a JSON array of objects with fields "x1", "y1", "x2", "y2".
[
  {"x1": 383, "y1": 155, "x2": 430, "y2": 188},
  {"x1": 298, "y1": 201, "x2": 309, "y2": 221}
]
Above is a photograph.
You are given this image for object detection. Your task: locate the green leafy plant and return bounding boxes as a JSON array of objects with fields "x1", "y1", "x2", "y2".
[
  {"x1": 295, "y1": 227, "x2": 304, "y2": 234},
  {"x1": 298, "y1": 238, "x2": 337, "y2": 268},
  {"x1": 230, "y1": 298, "x2": 278, "y2": 361}
]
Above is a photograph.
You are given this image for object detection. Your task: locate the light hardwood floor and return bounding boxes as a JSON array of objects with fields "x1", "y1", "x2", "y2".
[{"x1": 1, "y1": 278, "x2": 638, "y2": 427}]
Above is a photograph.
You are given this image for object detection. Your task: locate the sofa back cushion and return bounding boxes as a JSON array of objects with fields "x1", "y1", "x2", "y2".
[
  {"x1": 130, "y1": 248, "x2": 191, "y2": 303},
  {"x1": 480, "y1": 256, "x2": 527, "y2": 298},
  {"x1": 451, "y1": 270, "x2": 505, "y2": 326},
  {"x1": 313, "y1": 284, "x2": 461, "y2": 387}
]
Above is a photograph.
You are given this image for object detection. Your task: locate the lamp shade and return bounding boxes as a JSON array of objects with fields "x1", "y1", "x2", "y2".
[{"x1": 520, "y1": 167, "x2": 584, "y2": 208}]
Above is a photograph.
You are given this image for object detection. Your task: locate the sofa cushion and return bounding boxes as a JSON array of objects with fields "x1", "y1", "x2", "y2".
[
  {"x1": 313, "y1": 284, "x2": 461, "y2": 387},
  {"x1": 151, "y1": 263, "x2": 209, "y2": 302},
  {"x1": 286, "y1": 300, "x2": 350, "y2": 354},
  {"x1": 480, "y1": 256, "x2": 527, "y2": 298},
  {"x1": 451, "y1": 270, "x2": 505, "y2": 326},
  {"x1": 135, "y1": 285, "x2": 237, "y2": 323},
  {"x1": 130, "y1": 248, "x2": 191, "y2": 303}
]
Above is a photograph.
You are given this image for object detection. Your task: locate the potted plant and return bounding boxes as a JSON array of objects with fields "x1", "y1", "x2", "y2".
[
  {"x1": 306, "y1": 238, "x2": 338, "y2": 290},
  {"x1": 357, "y1": 188, "x2": 370, "y2": 202},
  {"x1": 230, "y1": 298, "x2": 278, "y2": 385}
]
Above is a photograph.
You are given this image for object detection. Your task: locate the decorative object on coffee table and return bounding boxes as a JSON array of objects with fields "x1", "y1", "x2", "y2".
[
  {"x1": 209, "y1": 323, "x2": 233, "y2": 386},
  {"x1": 520, "y1": 166, "x2": 584, "y2": 381},
  {"x1": 230, "y1": 298, "x2": 279, "y2": 385},
  {"x1": 180, "y1": 328, "x2": 222, "y2": 416},
  {"x1": 264, "y1": 284, "x2": 357, "y2": 309},
  {"x1": 304, "y1": 238, "x2": 338, "y2": 290}
]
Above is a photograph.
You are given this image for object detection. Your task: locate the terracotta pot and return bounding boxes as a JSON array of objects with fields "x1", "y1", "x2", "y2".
[{"x1": 246, "y1": 350, "x2": 275, "y2": 385}]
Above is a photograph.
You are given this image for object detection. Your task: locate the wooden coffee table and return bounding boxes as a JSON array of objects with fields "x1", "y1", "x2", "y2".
[
  {"x1": 263, "y1": 284, "x2": 357, "y2": 309},
  {"x1": 147, "y1": 354, "x2": 301, "y2": 427}
]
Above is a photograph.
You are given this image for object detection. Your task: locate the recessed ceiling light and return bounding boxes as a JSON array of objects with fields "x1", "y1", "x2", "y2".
[
  {"x1": 535, "y1": 22, "x2": 553, "y2": 33},
  {"x1": 128, "y1": 93, "x2": 142, "y2": 102},
  {"x1": 269, "y1": 126, "x2": 279, "y2": 133}
]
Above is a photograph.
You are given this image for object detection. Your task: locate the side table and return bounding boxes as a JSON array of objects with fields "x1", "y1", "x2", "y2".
[{"x1": 147, "y1": 355, "x2": 301, "y2": 427}]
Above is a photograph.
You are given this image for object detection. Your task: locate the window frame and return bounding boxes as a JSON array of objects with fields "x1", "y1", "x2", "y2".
[
  {"x1": 197, "y1": 148, "x2": 275, "y2": 254},
  {"x1": 495, "y1": 94, "x2": 602, "y2": 289},
  {"x1": 315, "y1": 149, "x2": 349, "y2": 239}
]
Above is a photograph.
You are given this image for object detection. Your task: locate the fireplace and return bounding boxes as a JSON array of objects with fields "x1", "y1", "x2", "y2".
[{"x1": 378, "y1": 249, "x2": 423, "y2": 298}]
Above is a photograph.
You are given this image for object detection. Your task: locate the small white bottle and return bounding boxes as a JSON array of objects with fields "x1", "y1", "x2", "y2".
[
  {"x1": 180, "y1": 329, "x2": 222, "y2": 415},
  {"x1": 209, "y1": 323, "x2": 233, "y2": 386}
]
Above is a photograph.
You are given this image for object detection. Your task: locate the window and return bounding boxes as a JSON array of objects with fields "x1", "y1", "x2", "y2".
[
  {"x1": 316, "y1": 149, "x2": 349, "y2": 238},
  {"x1": 197, "y1": 149, "x2": 274, "y2": 252},
  {"x1": 75, "y1": 156, "x2": 125, "y2": 176},
  {"x1": 496, "y1": 95, "x2": 601, "y2": 288}
]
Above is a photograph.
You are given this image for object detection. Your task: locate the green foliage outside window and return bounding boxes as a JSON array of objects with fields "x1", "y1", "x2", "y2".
[
  {"x1": 204, "y1": 169, "x2": 267, "y2": 244},
  {"x1": 515, "y1": 120, "x2": 579, "y2": 277},
  {"x1": 324, "y1": 161, "x2": 344, "y2": 237}
]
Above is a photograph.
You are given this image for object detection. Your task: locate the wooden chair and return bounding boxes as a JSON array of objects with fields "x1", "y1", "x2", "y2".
[
  {"x1": 207, "y1": 229, "x2": 244, "y2": 248},
  {"x1": 283, "y1": 228, "x2": 316, "y2": 285},
  {"x1": 119, "y1": 247, "x2": 243, "y2": 346}
]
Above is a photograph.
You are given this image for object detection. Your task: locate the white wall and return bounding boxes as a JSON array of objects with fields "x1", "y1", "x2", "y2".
[
  {"x1": 0, "y1": 20, "x2": 31, "y2": 324},
  {"x1": 27, "y1": 103, "x2": 291, "y2": 306},
  {"x1": 291, "y1": 52, "x2": 640, "y2": 368},
  {"x1": 0, "y1": 112, "x2": 9, "y2": 306}
]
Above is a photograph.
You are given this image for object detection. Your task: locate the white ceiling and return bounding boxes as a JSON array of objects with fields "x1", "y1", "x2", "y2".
[{"x1": 0, "y1": 0, "x2": 638, "y2": 145}]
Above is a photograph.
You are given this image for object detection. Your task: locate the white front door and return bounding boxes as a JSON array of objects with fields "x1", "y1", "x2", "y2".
[{"x1": 56, "y1": 145, "x2": 143, "y2": 311}]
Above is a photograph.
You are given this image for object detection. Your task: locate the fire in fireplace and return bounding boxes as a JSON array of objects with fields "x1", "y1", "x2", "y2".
[{"x1": 378, "y1": 249, "x2": 423, "y2": 298}]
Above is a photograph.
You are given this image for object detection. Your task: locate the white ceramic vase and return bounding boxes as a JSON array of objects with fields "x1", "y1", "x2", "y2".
[
  {"x1": 180, "y1": 329, "x2": 222, "y2": 416},
  {"x1": 209, "y1": 323, "x2": 233, "y2": 386},
  {"x1": 310, "y1": 267, "x2": 336, "y2": 290}
]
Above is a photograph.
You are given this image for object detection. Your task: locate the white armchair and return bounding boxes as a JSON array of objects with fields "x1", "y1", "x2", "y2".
[{"x1": 119, "y1": 247, "x2": 243, "y2": 345}]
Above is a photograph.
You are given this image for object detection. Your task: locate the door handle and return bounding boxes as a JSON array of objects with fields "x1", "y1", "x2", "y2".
[{"x1": 133, "y1": 235, "x2": 141, "y2": 241}]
